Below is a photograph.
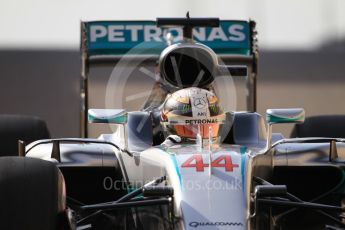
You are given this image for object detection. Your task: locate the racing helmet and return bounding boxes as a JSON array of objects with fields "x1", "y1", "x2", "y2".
[{"x1": 161, "y1": 87, "x2": 225, "y2": 140}]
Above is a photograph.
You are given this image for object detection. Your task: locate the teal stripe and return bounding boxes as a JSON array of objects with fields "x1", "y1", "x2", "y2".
[
  {"x1": 240, "y1": 146, "x2": 247, "y2": 155},
  {"x1": 170, "y1": 155, "x2": 182, "y2": 187},
  {"x1": 240, "y1": 146, "x2": 247, "y2": 189}
]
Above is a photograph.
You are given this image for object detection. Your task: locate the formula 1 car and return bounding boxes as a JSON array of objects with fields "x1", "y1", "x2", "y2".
[{"x1": 1, "y1": 16, "x2": 345, "y2": 230}]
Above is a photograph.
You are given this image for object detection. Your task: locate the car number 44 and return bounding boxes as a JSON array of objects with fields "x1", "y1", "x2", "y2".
[{"x1": 181, "y1": 154, "x2": 239, "y2": 172}]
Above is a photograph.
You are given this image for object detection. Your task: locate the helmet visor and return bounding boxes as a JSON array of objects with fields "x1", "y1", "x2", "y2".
[
  {"x1": 174, "y1": 124, "x2": 220, "y2": 139},
  {"x1": 162, "y1": 113, "x2": 226, "y2": 140}
]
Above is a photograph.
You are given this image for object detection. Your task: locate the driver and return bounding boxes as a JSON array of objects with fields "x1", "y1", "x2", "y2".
[{"x1": 160, "y1": 87, "x2": 225, "y2": 145}]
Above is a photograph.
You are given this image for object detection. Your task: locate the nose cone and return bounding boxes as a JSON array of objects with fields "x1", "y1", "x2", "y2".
[{"x1": 170, "y1": 147, "x2": 248, "y2": 229}]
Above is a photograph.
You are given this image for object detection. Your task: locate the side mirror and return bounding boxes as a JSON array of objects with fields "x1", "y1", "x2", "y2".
[
  {"x1": 88, "y1": 109, "x2": 127, "y2": 124},
  {"x1": 266, "y1": 108, "x2": 305, "y2": 124},
  {"x1": 265, "y1": 108, "x2": 305, "y2": 149}
]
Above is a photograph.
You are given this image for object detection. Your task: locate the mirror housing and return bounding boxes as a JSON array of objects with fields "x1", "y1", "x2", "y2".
[
  {"x1": 88, "y1": 109, "x2": 127, "y2": 124},
  {"x1": 265, "y1": 108, "x2": 305, "y2": 149},
  {"x1": 266, "y1": 108, "x2": 305, "y2": 124}
]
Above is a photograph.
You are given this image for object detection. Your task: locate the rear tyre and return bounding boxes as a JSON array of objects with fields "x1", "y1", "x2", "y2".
[{"x1": 0, "y1": 114, "x2": 50, "y2": 156}]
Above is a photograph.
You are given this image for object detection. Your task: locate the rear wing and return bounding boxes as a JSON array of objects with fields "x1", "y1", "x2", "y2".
[{"x1": 80, "y1": 19, "x2": 258, "y2": 137}]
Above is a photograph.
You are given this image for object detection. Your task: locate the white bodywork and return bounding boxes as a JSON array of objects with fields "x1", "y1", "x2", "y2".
[{"x1": 102, "y1": 132, "x2": 260, "y2": 230}]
